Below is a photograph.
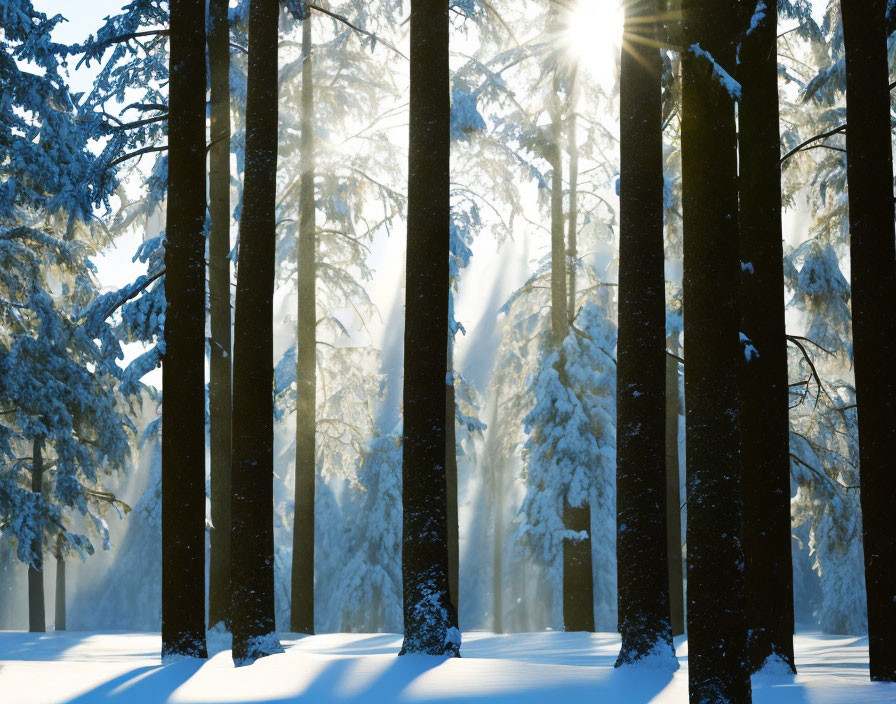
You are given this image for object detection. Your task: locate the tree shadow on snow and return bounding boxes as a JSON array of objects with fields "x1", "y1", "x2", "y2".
[{"x1": 60, "y1": 658, "x2": 204, "y2": 704}]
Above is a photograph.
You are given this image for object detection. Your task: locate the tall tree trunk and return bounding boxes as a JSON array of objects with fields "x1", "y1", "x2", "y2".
[
  {"x1": 566, "y1": 81, "x2": 579, "y2": 321},
  {"x1": 446, "y1": 344, "x2": 459, "y2": 615},
  {"x1": 290, "y1": 8, "x2": 316, "y2": 636},
  {"x1": 548, "y1": 24, "x2": 593, "y2": 635},
  {"x1": 207, "y1": 0, "x2": 233, "y2": 632},
  {"x1": 399, "y1": 0, "x2": 459, "y2": 657},
  {"x1": 231, "y1": 0, "x2": 281, "y2": 666},
  {"x1": 161, "y1": 0, "x2": 208, "y2": 659},
  {"x1": 665, "y1": 339, "x2": 684, "y2": 637},
  {"x1": 54, "y1": 533, "x2": 65, "y2": 631},
  {"x1": 737, "y1": 0, "x2": 795, "y2": 674},
  {"x1": 841, "y1": 0, "x2": 896, "y2": 682},
  {"x1": 28, "y1": 436, "x2": 45, "y2": 633},
  {"x1": 615, "y1": 0, "x2": 676, "y2": 667},
  {"x1": 680, "y1": 0, "x2": 751, "y2": 700}
]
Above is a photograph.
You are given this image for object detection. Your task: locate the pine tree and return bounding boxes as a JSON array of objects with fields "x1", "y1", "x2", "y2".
[
  {"x1": 680, "y1": 0, "x2": 751, "y2": 699},
  {"x1": 291, "y1": 8, "x2": 316, "y2": 636},
  {"x1": 399, "y1": 0, "x2": 460, "y2": 657},
  {"x1": 207, "y1": 0, "x2": 233, "y2": 632},
  {"x1": 615, "y1": 0, "x2": 676, "y2": 668},
  {"x1": 736, "y1": 0, "x2": 795, "y2": 673},
  {"x1": 161, "y1": 0, "x2": 208, "y2": 660},
  {"x1": 230, "y1": 0, "x2": 283, "y2": 666},
  {"x1": 840, "y1": 0, "x2": 896, "y2": 682}
]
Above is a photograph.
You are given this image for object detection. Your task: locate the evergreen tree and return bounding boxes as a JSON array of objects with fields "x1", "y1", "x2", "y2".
[
  {"x1": 615, "y1": 0, "x2": 676, "y2": 668},
  {"x1": 161, "y1": 0, "x2": 208, "y2": 660},
  {"x1": 736, "y1": 0, "x2": 796, "y2": 673},
  {"x1": 230, "y1": 0, "x2": 282, "y2": 665},
  {"x1": 207, "y1": 0, "x2": 233, "y2": 632},
  {"x1": 840, "y1": 0, "x2": 896, "y2": 682},
  {"x1": 680, "y1": 0, "x2": 751, "y2": 700},
  {"x1": 400, "y1": 0, "x2": 459, "y2": 657}
]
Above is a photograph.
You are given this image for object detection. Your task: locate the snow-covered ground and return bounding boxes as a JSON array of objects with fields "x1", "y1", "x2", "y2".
[{"x1": 0, "y1": 631, "x2": 893, "y2": 703}]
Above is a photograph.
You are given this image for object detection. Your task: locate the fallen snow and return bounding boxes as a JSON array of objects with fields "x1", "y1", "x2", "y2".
[{"x1": 0, "y1": 630, "x2": 893, "y2": 703}]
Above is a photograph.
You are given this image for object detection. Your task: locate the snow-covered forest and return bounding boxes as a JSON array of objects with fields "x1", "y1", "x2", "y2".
[{"x1": 1, "y1": 0, "x2": 895, "y2": 702}]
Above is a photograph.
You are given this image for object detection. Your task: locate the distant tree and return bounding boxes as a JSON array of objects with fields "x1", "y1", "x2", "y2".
[
  {"x1": 615, "y1": 0, "x2": 676, "y2": 668},
  {"x1": 230, "y1": 0, "x2": 282, "y2": 665},
  {"x1": 736, "y1": 0, "x2": 796, "y2": 673},
  {"x1": 840, "y1": 0, "x2": 896, "y2": 682},
  {"x1": 161, "y1": 0, "x2": 208, "y2": 660},
  {"x1": 680, "y1": 0, "x2": 751, "y2": 700},
  {"x1": 399, "y1": 0, "x2": 459, "y2": 657}
]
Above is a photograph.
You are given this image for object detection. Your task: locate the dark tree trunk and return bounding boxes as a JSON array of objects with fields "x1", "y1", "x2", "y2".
[
  {"x1": 665, "y1": 340, "x2": 684, "y2": 637},
  {"x1": 446, "y1": 345, "x2": 459, "y2": 615},
  {"x1": 230, "y1": 0, "x2": 281, "y2": 666},
  {"x1": 28, "y1": 437, "x2": 45, "y2": 633},
  {"x1": 615, "y1": 0, "x2": 676, "y2": 666},
  {"x1": 207, "y1": 0, "x2": 233, "y2": 632},
  {"x1": 680, "y1": 0, "x2": 751, "y2": 700},
  {"x1": 736, "y1": 0, "x2": 795, "y2": 674},
  {"x1": 54, "y1": 533, "x2": 65, "y2": 631},
  {"x1": 161, "y1": 0, "x2": 208, "y2": 659},
  {"x1": 290, "y1": 9, "x2": 316, "y2": 636},
  {"x1": 841, "y1": 0, "x2": 896, "y2": 682},
  {"x1": 399, "y1": 0, "x2": 459, "y2": 657}
]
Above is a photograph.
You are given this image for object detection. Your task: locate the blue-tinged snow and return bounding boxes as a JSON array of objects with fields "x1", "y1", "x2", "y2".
[
  {"x1": 0, "y1": 630, "x2": 893, "y2": 703},
  {"x1": 688, "y1": 44, "x2": 742, "y2": 101}
]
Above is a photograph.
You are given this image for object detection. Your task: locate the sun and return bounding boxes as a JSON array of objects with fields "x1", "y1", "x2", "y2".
[{"x1": 563, "y1": 0, "x2": 625, "y2": 83}]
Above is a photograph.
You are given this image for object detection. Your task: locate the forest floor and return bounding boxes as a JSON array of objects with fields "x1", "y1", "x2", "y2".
[{"x1": 0, "y1": 630, "x2": 893, "y2": 703}]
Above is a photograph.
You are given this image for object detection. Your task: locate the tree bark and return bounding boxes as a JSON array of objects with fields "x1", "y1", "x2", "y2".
[
  {"x1": 399, "y1": 0, "x2": 459, "y2": 657},
  {"x1": 54, "y1": 533, "x2": 65, "y2": 631},
  {"x1": 680, "y1": 0, "x2": 751, "y2": 700},
  {"x1": 615, "y1": 0, "x2": 676, "y2": 666},
  {"x1": 28, "y1": 437, "x2": 45, "y2": 633},
  {"x1": 841, "y1": 0, "x2": 896, "y2": 682},
  {"x1": 161, "y1": 0, "x2": 208, "y2": 659},
  {"x1": 231, "y1": 0, "x2": 281, "y2": 666},
  {"x1": 290, "y1": 8, "x2": 316, "y2": 637},
  {"x1": 736, "y1": 0, "x2": 795, "y2": 674},
  {"x1": 665, "y1": 339, "x2": 684, "y2": 637},
  {"x1": 446, "y1": 346, "x2": 459, "y2": 616},
  {"x1": 207, "y1": 0, "x2": 233, "y2": 632}
]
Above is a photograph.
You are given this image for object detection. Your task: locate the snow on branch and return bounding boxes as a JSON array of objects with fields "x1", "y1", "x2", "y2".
[{"x1": 689, "y1": 44, "x2": 741, "y2": 101}]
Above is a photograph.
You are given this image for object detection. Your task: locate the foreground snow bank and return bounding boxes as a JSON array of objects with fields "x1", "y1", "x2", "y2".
[{"x1": 0, "y1": 630, "x2": 893, "y2": 703}]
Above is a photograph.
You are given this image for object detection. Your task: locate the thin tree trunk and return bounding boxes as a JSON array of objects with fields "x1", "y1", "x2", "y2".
[
  {"x1": 665, "y1": 339, "x2": 684, "y2": 637},
  {"x1": 28, "y1": 437, "x2": 45, "y2": 633},
  {"x1": 399, "y1": 0, "x2": 459, "y2": 657},
  {"x1": 841, "y1": 0, "x2": 896, "y2": 682},
  {"x1": 231, "y1": 0, "x2": 281, "y2": 666},
  {"x1": 615, "y1": 0, "x2": 675, "y2": 666},
  {"x1": 161, "y1": 0, "x2": 208, "y2": 659},
  {"x1": 446, "y1": 344, "x2": 459, "y2": 615},
  {"x1": 54, "y1": 533, "x2": 65, "y2": 631},
  {"x1": 680, "y1": 0, "x2": 751, "y2": 700},
  {"x1": 566, "y1": 84, "x2": 579, "y2": 321},
  {"x1": 207, "y1": 0, "x2": 233, "y2": 632},
  {"x1": 290, "y1": 8, "x2": 316, "y2": 636},
  {"x1": 737, "y1": 0, "x2": 795, "y2": 674},
  {"x1": 547, "y1": 23, "x2": 593, "y2": 635}
]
